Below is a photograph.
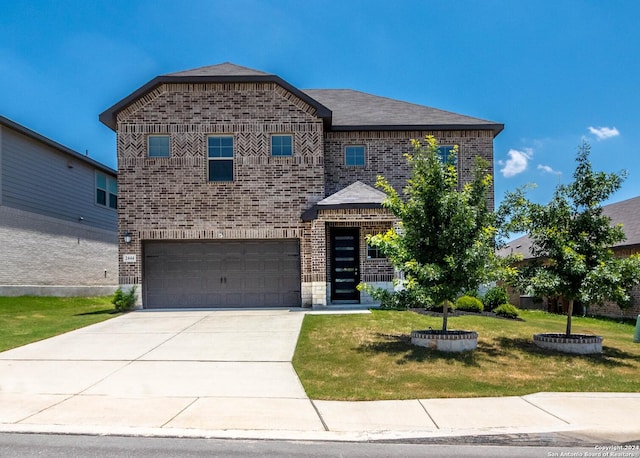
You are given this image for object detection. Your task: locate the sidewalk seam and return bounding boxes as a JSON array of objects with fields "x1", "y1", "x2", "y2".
[
  {"x1": 160, "y1": 397, "x2": 199, "y2": 428},
  {"x1": 14, "y1": 394, "x2": 75, "y2": 424},
  {"x1": 417, "y1": 399, "x2": 440, "y2": 429},
  {"x1": 309, "y1": 400, "x2": 330, "y2": 431},
  {"x1": 521, "y1": 396, "x2": 570, "y2": 425}
]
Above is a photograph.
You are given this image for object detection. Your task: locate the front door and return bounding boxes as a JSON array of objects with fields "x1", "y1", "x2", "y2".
[{"x1": 330, "y1": 228, "x2": 360, "y2": 302}]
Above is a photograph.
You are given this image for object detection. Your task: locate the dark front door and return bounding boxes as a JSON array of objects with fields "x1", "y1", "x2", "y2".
[{"x1": 331, "y1": 228, "x2": 360, "y2": 302}]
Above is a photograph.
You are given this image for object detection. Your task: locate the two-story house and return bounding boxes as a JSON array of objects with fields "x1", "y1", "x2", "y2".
[
  {"x1": 99, "y1": 63, "x2": 503, "y2": 309},
  {"x1": 0, "y1": 115, "x2": 118, "y2": 296}
]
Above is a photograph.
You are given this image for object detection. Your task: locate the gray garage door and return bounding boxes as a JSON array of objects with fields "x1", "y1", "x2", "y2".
[{"x1": 143, "y1": 240, "x2": 301, "y2": 309}]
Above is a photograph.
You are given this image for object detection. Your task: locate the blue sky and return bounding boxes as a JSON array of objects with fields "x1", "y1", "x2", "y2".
[{"x1": 2, "y1": 0, "x2": 639, "y2": 206}]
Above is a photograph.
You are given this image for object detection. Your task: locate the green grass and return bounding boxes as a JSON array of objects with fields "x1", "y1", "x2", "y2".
[
  {"x1": 292, "y1": 309, "x2": 640, "y2": 400},
  {"x1": 0, "y1": 296, "x2": 119, "y2": 352}
]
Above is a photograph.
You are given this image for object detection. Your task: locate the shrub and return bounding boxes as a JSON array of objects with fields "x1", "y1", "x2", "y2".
[
  {"x1": 455, "y1": 295, "x2": 484, "y2": 313},
  {"x1": 427, "y1": 300, "x2": 455, "y2": 313},
  {"x1": 494, "y1": 303, "x2": 520, "y2": 319},
  {"x1": 360, "y1": 284, "x2": 432, "y2": 310},
  {"x1": 112, "y1": 286, "x2": 137, "y2": 312},
  {"x1": 483, "y1": 285, "x2": 509, "y2": 310}
]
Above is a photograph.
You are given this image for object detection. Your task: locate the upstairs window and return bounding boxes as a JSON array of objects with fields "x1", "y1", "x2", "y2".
[
  {"x1": 148, "y1": 135, "x2": 170, "y2": 157},
  {"x1": 96, "y1": 172, "x2": 117, "y2": 209},
  {"x1": 208, "y1": 136, "x2": 234, "y2": 182},
  {"x1": 437, "y1": 145, "x2": 457, "y2": 165},
  {"x1": 345, "y1": 145, "x2": 365, "y2": 166},
  {"x1": 271, "y1": 134, "x2": 293, "y2": 156}
]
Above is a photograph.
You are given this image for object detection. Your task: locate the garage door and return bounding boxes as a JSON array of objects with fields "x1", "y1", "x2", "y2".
[{"x1": 143, "y1": 240, "x2": 301, "y2": 309}]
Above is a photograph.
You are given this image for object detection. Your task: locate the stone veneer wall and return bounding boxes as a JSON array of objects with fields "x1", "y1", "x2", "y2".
[
  {"x1": 115, "y1": 82, "x2": 325, "y2": 290},
  {"x1": 0, "y1": 205, "x2": 118, "y2": 295},
  {"x1": 324, "y1": 130, "x2": 495, "y2": 209}
]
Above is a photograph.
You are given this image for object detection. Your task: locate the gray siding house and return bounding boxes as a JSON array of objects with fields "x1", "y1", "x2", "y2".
[
  {"x1": 100, "y1": 63, "x2": 503, "y2": 309},
  {"x1": 0, "y1": 115, "x2": 118, "y2": 296}
]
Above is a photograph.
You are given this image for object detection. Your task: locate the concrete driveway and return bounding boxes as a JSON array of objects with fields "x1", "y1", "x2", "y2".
[
  {"x1": 1, "y1": 308, "x2": 640, "y2": 443},
  {"x1": 0, "y1": 309, "x2": 327, "y2": 433}
]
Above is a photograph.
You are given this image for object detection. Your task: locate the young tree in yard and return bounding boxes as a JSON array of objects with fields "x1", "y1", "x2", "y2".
[
  {"x1": 365, "y1": 135, "x2": 499, "y2": 331},
  {"x1": 499, "y1": 141, "x2": 640, "y2": 336}
]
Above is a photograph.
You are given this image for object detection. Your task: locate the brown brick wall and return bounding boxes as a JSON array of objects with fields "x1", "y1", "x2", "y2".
[
  {"x1": 324, "y1": 130, "x2": 495, "y2": 209},
  {"x1": 116, "y1": 82, "x2": 325, "y2": 284},
  {"x1": 114, "y1": 81, "x2": 497, "y2": 305}
]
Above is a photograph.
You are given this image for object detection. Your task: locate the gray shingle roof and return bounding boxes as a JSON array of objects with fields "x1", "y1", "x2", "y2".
[
  {"x1": 99, "y1": 63, "x2": 331, "y2": 130},
  {"x1": 301, "y1": 181, "x2": 388, "y2": 221},
  {"x1": 317, "y1": 181, "x2": 387, "y2": 206},
  {"x1": 303, "y1": 89, "x2": 503, "y2": 134},
  {"x1": 101, "y1": 62, "x2": 503, "y2": 135},
  {"x1": 499, "y1": 196, "x2": 640, "y2": 259},
  {"x1": 164, "y1": 62, "x2": 271, "y2": 77}
]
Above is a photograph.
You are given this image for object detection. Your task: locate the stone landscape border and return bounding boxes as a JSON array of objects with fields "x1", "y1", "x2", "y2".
[{"x1": 410, "y1": 330, "x2": 478, "y2": 352}]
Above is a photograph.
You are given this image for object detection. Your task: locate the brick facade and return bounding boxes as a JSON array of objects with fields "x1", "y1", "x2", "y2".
[
  {"x1": 324, "y1": 130, "x2": 495, "y2": 209},
  {"x1": 116, "y1": 82, "x2": 325, "y2": 292},
  {"x1": 105, "y1": 66, "x2": 499, "y2": 308}
]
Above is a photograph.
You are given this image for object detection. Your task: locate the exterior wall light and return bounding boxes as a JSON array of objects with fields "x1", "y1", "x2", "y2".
[{"x1": 123, "y1": 231, "x2": 133, "y2": 245}]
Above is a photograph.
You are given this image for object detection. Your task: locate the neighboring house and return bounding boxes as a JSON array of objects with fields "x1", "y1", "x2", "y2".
[
  {"x1": 99, "y1": 62, "x2": 503, "y2": 309},
  {"x1": 500, "y1": 196, "x2": 640, "y2": 318},
  {"x1": 0, "y1": 115, "x2": 118, "y2": 296}
]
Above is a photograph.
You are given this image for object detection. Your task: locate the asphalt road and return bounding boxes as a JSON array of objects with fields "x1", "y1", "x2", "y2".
[{"x1": 1, "y1": 433, "x2": 630, "y2": 458}]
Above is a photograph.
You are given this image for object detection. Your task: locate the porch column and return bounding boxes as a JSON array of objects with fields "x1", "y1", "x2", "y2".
[{"x1": 310, "y1": 219, "x2": 327, "y2": 305}]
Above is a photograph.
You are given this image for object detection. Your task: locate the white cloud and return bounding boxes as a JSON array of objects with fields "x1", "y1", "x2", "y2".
[
  {"x1": 588, "y1": 126, "x2": 620, "y2": 140},
  {"x1": 537, "y1": 164, "x2": 561, "y2": 176},
  {"x1": 499, "y1": 149, "x2": 532, "y2": 178}
]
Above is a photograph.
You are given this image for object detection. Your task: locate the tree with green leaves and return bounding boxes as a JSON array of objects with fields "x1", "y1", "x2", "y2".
[
  {"x1": 363, "y1": 135, "x2": 499, "y2": 331},
  {"x1": 498, "y1": 141, "x2": 640, "y2": 336}
]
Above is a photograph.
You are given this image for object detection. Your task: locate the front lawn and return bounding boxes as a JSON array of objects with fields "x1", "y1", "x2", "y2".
[
  {"x1": 292, "y1": 310, "x2": 640, "y2": 400},
  {"x1": 0, "y1": 296, "x2": 118, "y2": 352}
]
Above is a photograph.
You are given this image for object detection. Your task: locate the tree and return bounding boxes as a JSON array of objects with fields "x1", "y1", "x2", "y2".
[
  {"x1": 498, "y1": 141, "x2": 640, "y2": 336},
  {"x1": 364, "y1": 135, "x2": 499, "y2": 331}
]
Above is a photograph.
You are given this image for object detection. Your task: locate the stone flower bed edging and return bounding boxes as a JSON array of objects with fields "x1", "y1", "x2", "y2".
[
  {"x1": 410, "y1": 330, "x2": 478, "y2": 352},
  {"x1": 533, "y1": 333, "x2": 603, "y2": 354}
]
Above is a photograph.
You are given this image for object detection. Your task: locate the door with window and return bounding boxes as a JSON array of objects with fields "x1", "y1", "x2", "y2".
[{"x1": 330, "y1": 228, "x2": 360, "y2": 302}]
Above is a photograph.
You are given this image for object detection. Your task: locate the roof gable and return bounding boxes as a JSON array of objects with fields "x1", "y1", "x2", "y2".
[
  {"x1": 100, "y1": 62, "x2": 503, "y2": 136},
  {"x1": 164, "y1": 62, "x2": 271, "y2": 77},
  {"x1": 301, "y1": 181, "x2": 388, "y2": 221},
  {"x1": 317, "y1": 180, "x2": 387, "y2": 206},
  {"x1": 99, "y1": 63, "x2": 332, "y2": 130}
]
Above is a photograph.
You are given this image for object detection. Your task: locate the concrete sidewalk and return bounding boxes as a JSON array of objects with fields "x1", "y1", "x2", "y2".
[{"x1": 0, "y1": 309, "x2": 639, "y2": 443}]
